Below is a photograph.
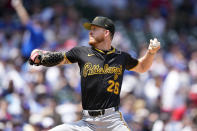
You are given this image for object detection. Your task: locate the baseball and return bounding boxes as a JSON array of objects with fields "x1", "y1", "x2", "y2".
[{"x1": 151, "y1": 38, "x2": 160, "y2": 47}]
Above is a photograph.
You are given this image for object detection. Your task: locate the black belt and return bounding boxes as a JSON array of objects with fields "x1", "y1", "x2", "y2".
[{"x1": 88, "y1": 106, "x2": 119, "y2": 117}]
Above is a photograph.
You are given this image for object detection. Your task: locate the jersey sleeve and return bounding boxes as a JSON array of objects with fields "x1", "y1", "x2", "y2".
[
  {"x1": 125, "y1": 52, "x2": 139, "y2": 70},
  {"x1": 65, "y1": 46, "x2": 81, "y2": 63}
]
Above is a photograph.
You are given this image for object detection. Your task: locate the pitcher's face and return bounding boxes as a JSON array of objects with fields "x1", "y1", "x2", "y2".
[{"x1": 88, "y1": 25, "x2": 105, "y2": 46}]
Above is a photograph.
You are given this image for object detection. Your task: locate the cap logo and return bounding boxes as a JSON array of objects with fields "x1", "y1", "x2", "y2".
[{"x1": 94, "y1": 17, "x2": 99, "y2": 21}]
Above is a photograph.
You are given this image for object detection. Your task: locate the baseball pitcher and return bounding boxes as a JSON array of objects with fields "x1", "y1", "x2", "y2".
[{"x1": 29, "y1": 16, "x2": 160, "y2": 131}]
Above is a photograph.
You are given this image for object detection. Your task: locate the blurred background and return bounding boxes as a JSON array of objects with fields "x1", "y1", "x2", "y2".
[{"x1": 0, "y1": 0, "x2": 197, "y2": 130}]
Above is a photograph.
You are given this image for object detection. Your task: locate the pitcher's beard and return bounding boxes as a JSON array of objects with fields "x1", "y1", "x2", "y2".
[
  {"x1": 89, "y1": 41, "x2": 98, "y2": 46},
  {"x1": 88, "y1": 36, "x2": 104, "y2": 46}
]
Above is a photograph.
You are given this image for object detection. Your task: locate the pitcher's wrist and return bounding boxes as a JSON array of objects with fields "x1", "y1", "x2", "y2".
[{"x1": 147, "y1": 50, "x2": 156, "y2": 55}]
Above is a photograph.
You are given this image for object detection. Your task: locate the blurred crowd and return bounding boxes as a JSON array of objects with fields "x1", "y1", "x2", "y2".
[{"x1": 0, "y1": 0, "x2": 197, "y2": 130}]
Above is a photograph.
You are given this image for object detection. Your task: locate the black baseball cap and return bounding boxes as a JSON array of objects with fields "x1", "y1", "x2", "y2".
[{"x1": 83, "y1": 16, "x2": 115, "y2": 36}]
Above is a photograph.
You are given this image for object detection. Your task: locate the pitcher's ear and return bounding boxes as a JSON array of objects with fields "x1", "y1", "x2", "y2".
[{"x1": 104, "y1": 30, "x2": 110, "y2": 37}]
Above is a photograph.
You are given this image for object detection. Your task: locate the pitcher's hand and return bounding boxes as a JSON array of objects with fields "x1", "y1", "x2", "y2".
[
  {"x1": 148, "y1": 38, "x2": 160, "y2": 54},
  {"x1": 29, "y1": 49, "x2": 44, "y2": 66}
]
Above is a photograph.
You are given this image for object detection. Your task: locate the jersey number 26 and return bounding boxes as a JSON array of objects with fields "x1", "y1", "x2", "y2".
[{"x1": 107, "y1": 80, "x2": 120, "y2": 95}]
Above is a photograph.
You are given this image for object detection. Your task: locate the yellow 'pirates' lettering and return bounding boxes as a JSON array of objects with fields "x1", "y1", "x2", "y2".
[{"x1": 83, "y1": 63, "x2": 122, "y2": 78}]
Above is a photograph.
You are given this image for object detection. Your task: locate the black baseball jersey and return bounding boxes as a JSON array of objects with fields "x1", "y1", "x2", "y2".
[{"x1": 65, "y1": 46, "x2": 138, "y2": 110}]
